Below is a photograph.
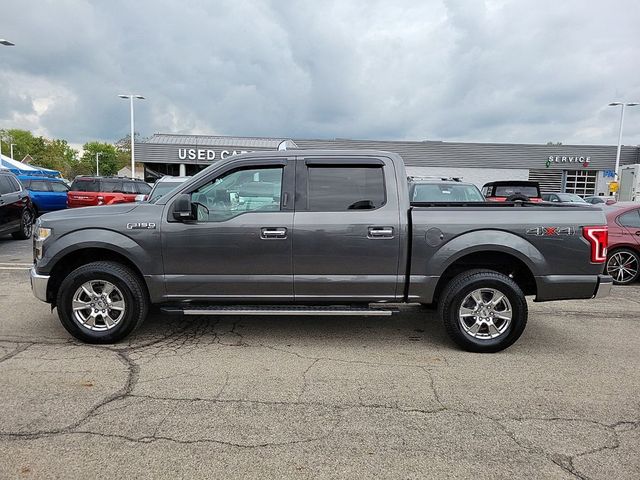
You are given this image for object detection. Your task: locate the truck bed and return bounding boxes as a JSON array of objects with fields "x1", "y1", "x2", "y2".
[{"x1": 407, "y1": 202, "x2": 608, "y2": 303}]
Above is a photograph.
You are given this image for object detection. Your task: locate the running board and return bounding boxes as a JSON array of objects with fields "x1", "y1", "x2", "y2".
[{"x1": 160, "y1": 305, "x2": 397, "y2": 316}]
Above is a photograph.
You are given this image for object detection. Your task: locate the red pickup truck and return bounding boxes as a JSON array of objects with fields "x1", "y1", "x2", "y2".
[
  {"x1": 481, "y1": 181, "x2": 543, "y2": 203},
  {"x1": 67, "y1": 176, "x2": 151, "y2": 208}
]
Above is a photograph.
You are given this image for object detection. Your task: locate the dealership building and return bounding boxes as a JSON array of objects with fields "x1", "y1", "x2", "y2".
[{"x1": 136, "y1": 133, "x2": 640, "y2": 196}]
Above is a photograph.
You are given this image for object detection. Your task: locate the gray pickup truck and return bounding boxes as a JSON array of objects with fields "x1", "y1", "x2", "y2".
[{"x1": 30, "y1": 150, "x2": 612, "y2": 352}]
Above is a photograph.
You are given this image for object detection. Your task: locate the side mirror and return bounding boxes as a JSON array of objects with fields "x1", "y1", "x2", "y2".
[{"x1": 172, "y1": 193, "x2": 193, "y2": 221}]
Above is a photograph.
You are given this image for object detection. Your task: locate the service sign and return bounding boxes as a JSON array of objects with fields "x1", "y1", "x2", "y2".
[{"x1": 545, "y1": 155, "x2": 591, "y2": 168}]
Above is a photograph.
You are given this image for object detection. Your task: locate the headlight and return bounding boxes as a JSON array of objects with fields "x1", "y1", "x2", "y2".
[
  {"x1": 34, "y1": 227, "x2": 52, "y2": 261},
  {"x1": 36, "y1": 227, "x2": 52, "y2": 241}
]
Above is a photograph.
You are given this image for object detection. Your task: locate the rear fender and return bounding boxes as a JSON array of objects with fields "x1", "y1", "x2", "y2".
[
  {"x1": 428, "y1": 230, "x2": 545, "y2": 276},
  {"x1": 410, "y1": 230, "x2": 545, "y2": 303}
]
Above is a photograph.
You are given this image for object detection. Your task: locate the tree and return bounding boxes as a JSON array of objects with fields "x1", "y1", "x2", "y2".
[
  {"x1": 0, "y1": 129, "x2": 78, "y2": 177},
  {"x1": 0, "y1": 129, "x2": 47, "y2": 160},
  {"x1": 80, "y1": 142, "x2": 123, "y2": 176},
  {"x1": 39, "y1": 139, "x2": 77, "y2": 174}
]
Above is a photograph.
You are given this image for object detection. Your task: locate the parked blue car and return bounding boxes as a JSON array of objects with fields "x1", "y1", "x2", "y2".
[{"x1": 17, "y1": 175, "x2": 69, "y2": 214}]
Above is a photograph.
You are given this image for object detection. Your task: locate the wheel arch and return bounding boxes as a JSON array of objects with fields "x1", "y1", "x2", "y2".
[
  {"x1": 607, "y1": 244, "x2": 640, "y2": 254},
  {"x1": 432, "y1": 250, "x2": 537, "y2": 305},
  {"x1": 46, "y1": 247, "x2": 149, "y2": 306}
]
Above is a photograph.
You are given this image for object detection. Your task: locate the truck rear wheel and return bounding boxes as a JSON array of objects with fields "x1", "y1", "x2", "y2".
[
  {"x1": 439, "y1": 269, "x2": 527, "y2": 353},
  {"x1": 56, "y1": 261, "x2": 149, "y2": 343}
]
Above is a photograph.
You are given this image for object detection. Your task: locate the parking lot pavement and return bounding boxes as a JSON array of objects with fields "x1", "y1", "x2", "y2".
[{"x1": 0, "y1": 238, "x2": 639, "y2": 479}]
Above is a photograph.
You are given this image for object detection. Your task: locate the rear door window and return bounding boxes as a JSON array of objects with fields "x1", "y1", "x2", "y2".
[
  {"x1": 101, "y1": 180, "x2": 124, "y2": 193},
  {"x1": 7, "y1": 177, "x2": 21, "y2": 192},
  {"x1": 306, "y1": 166, "x2": 385, "y2": 211},
  {"x1": 30, "y1": 180, "x2": 50, "y2": 192},
  {"x1": 123, "y1": 182, "x2": 138, "y2": 194},
  {"x1": 618, "y1": 210, "x2": 640, "y2": 228}
]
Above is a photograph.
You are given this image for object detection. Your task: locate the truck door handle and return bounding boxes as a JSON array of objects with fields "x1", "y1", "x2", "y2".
[
  {"x1": 261, "y1": 227, "x2": 287, "y2": 239},
  {"x1": 368, "y1": 226, "x2": 394, "y2": 238}
]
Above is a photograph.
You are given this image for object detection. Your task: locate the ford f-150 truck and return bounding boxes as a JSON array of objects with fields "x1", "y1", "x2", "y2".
[{"x1": 30, "y1": 150, "x2": 612, "y2": 352}]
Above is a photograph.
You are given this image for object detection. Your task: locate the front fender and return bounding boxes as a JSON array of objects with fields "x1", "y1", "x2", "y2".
[{"x1": 38, "y1": 228, "x2": 159, "y2": 276}]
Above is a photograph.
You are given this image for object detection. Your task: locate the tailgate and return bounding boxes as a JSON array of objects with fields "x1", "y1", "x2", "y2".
[{"x1": 67, "y1": 192, "x2": 99, "y2": 207}]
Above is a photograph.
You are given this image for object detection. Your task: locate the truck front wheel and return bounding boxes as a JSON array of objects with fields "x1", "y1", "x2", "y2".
[
  {"x1": 439, "y1": 270, "x2": 528, "y2": 353},
  {"x1": 56, "y1": 261, "x2": 149, "y2": 343}
]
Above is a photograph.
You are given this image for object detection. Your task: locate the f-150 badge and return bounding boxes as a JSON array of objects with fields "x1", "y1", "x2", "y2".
[
  {"x1": 525, "y1": 226, "x2": 575, "y2": 236},
  {"x1": 127, "y1": 222, "x2": 157, "y2": 230}
]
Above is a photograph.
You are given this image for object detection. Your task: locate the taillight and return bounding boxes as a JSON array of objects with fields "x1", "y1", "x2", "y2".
[{"x1": 582, "y1": 226, "x2": 608, "y2": 263}]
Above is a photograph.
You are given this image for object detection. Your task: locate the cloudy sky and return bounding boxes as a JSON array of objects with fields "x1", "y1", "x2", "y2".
[{"x1": 1, "y1": 0, "x2": 639, "y2": 147}]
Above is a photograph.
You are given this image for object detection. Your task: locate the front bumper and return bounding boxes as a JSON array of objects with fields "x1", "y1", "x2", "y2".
[{"x1": 30, "y1": 267, "x2": 50, "y2": 303}]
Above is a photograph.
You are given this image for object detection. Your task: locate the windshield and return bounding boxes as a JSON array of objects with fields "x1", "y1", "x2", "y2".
[
  {"x1": 557, "y1": 193, "x2": 587, "y2": 203},
  {"x1": 149, "y1": 181, "x2": 184, "y2": 202},
  {"x1": 411, "y1": 183, "x2": 485, "y2": 202},
  {"x1": 493, "y1": 185, "x2": 539, "y2": 197}
]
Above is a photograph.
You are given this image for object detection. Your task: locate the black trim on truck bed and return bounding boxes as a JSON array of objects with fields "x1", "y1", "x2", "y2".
[{"x1": 410, "y1": 201, "x2": 593, "y2": 208}]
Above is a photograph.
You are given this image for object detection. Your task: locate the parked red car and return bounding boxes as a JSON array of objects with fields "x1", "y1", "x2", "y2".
[
  {"x1": 604, "y1": 202, "x2": 640, "y2": 285},
  {"x1": 67, "y1": 176, "x2": 151, "y2": 208},
  {"x1": 481, "y1": 181, "x2": 543, "y2": 203}
]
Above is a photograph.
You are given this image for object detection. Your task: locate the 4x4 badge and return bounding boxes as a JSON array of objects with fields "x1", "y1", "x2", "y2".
[{"x1": 525, "y1": 226, "x2": 575, "y2": 236}]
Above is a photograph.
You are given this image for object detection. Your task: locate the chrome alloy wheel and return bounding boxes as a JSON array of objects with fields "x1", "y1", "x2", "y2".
[
  {"x1": 458, "y1": 288, "x2": 513, "y2": 340},
  {"x1": 22, "y1": 209, "x2": 33, "y2": 237},
  {"x1": 72, "y1": 280, "x2": 126, "y2": 331},
  {"x1": 607, "y1": 251, "x2": 639, "y2": 284}
]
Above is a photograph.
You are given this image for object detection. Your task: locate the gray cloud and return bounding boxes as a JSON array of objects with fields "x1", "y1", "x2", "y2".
[{"x1": 1, "y1": 0, "x2": 639, "y2": 147}]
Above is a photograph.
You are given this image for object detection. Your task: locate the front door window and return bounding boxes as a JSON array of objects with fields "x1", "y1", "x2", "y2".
[{"x1": 191, "y1": 167, "x2": 283, "y2": 222}]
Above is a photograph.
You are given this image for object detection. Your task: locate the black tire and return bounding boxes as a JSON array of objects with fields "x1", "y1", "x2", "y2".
[
  {"x1": 439, "y1": 269, "x2": 528, "y2": 353},
  {"x1": 11, "y1": 208, "x2": 34, "y2": 240},
  {"x1": 505, "y1": 194, "x2": 530, "y2": 202},
  {"x1": 56, "y1": 261, "x2": 149, "y2": 343},
  {"x1": 606, "y1": 248, "x2": 640, "y2": 285}
]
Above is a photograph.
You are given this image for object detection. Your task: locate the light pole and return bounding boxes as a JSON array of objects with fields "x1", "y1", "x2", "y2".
[
  {"x1": 1, "y1": 40, "x2": 14, "y2": 159},
  {"x1": 10, "y1": 143, "x2": 16, "y2": 159},
  {"x1": 609, "y1": 102, "x2": 639, "y2": 179},
  {"x1": 118, "y1": 94, "x2": 144, "y2": 178},
  {"x1": 96, "y1": 152, "x2": 103, "y2": 176}
]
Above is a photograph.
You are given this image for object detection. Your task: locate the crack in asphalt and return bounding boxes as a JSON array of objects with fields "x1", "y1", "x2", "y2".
[
  {"x1": 0, "y1": 342, "x2": 32, "y2": 364},
  {"x1": 297, "y1": 358, "x2": 320, "y2": 403},
  {"x1": 0, "y1": 319, "x2": 638, "y2": 478}
]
